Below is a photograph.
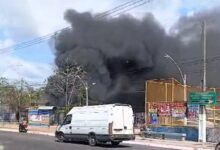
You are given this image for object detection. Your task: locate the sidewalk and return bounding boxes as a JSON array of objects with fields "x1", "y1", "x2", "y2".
[
  {"x1": 0, "y1": 123, "x2": 216, "y2": 150},
  {"x1": 0, "y1": 122, "x2": 56, "y2": 136},
  {"x1": 125, "y1": 136, "x2": 216, "y2": 150}
]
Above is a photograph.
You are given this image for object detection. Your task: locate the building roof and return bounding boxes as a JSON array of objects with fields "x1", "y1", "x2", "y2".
[{"x1": 38, "y1": 106, "x2": 56, "y2": 110}]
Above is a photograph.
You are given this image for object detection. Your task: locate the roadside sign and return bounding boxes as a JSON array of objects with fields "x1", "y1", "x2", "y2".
[{"x1": 188, "y1": 92, "x2": 217, "y2": 105}]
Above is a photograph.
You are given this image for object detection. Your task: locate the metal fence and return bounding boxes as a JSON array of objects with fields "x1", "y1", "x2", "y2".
[
  {"x1": 0, "y1": 105, "x2": 18, "y2": 122},
  {"x1": 145, "y1": 78, "x2": 220, "y2": 127},
  {"x1": 134, "y1": 112, "x2": 145, "y2": 128}
]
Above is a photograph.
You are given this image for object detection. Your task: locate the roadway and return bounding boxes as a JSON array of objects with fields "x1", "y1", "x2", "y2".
[{"x1": 0, "y1": 131, "x2": 176, "y2": 150}]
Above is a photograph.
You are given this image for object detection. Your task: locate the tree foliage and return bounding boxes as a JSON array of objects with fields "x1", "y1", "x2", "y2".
[{"x1": 0, "y1": 78, "x2": 43, "y2": 109}]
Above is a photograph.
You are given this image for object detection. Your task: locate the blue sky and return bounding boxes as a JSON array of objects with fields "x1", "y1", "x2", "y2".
[{"x1": 0, "y1": 0, "x2": 220, "y2": 84}]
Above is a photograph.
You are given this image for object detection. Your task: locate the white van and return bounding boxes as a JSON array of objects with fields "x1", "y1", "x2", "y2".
[{"x1": 55, "y1": 104, "x2": 135, "y2": 146}]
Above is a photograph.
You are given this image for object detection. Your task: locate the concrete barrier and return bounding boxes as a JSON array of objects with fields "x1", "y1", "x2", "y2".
[{"x1": 149, "y1": 126, "x2": 198, "y2": 141}]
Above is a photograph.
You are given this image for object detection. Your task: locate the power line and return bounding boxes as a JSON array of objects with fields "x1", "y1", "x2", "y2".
[
  {"x1": 97, "y1": 0, "x2": 150, "y2": 18},
  {"x1": 0, "y1": 0, "x2": 151, "y2": 54},
  {"x1": 181, "y1": 55, "x2": 220, "y2": 66},
  {"x1": 0, "y1": 27, "x2": 71, "y2": 54},
  {"x1": 111, "y1": 0, "x2": 149, "y2": 17},
  {"x1": 96, "y1": 0, "x2": 143, "y2": 18}
]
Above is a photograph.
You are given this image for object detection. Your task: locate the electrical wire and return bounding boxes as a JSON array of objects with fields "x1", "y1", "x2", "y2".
[{"x1": 0, "y1": 0, "x2": 151, "y2": 54}]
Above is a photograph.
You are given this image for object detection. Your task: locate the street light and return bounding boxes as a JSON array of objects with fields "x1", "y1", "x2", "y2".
[
  {"x1": 164, "y1": 54, "x2": 186, "y2": 86},
  {"x1": 164, "y1": 53, "x2": 187, "y2": 125},
  {"x1": 76, "y1": 75, "x2": 96, "y2": 106}
]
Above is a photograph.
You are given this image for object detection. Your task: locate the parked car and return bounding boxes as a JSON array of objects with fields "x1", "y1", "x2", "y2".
[{"x1": 55, "y1": 103, "x2": 135, "y2": 146}]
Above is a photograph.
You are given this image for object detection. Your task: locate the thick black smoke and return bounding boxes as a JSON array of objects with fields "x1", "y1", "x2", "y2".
[
  {"x1": 53, "y1": 10, "x2": 181, "y2": 111},
  {"x1": 171, "y1": 7, "x2": 220, "y2": 87}
]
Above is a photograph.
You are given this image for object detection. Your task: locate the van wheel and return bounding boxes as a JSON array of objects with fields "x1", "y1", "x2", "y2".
[
  {"x1": 57, "y1": 133, "x2": 65, "y2": 142},
  {"x1": 215, "y1": 143, "x2": 220, "y2": 150},
  {"x1": 88, "y1": 134, "x2": 97, "y2": 146},
  {"x1": 111, "y1": 141, "x2": 121, "y2": 146}
]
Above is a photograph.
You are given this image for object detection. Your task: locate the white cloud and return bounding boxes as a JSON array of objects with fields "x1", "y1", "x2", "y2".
[
  {"x1": 0, "y1": 0, "x2": 38, "y2": 39},
  {"x1": 0, "y1": 39, "x2": 52, "y2": 83},
  {"x1": 129, "y1": 0, "x2": 220, "y2": 32},
  {"x1": 27, "y1": 0, "x2": 113, "y2": 36},
  {"x1": 0, "y1": 0, "x2": 113, "y2": 39},
  {"x1": 187, "y1": 11, "x2": 194, "y2": 17},
  {"x1": 1, "y1": 0, "x2": 220, "y2": 37},
  {"x1": 0, "y1": 39, "x2": 14, "y2": 49},
  {"x1": 138, "y1": 0, "x2": 182, "y2": 31},
  {"x1": 0, "y1": 54, "x2": 53, "y2": 82}
]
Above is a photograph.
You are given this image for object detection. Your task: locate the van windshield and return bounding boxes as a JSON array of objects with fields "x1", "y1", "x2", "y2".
[{"x1": 62, "y1": 114, "x2": 72, "y2": 125}]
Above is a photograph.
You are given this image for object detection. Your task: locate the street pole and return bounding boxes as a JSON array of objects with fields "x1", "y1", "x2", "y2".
[
  {"x1": 65, "y1": 68, "x2": 69, "y2": 110},
  {"x1": 199, "y1": 21, "x2": 207, "y2": 142},
  {"x1": 0, "y1": 100, "x2": 2, "y2": 126},
  {"x1": 183, "y1": 74, "x2": 187, "y2": 125},
  {"x1": 76, "y1": 75, "x2": 89, "y2": 106},
  {"x1": 65, "y1": 76, "x2": 68, "y2": 109},
  {"x1": 19, "y1": 79, "x2": 23, "y2": 122},
  {"x1": 164, "y1": 54, "x2": 187, "y2": 125},
  {"x1": 76, "y1": 75, "x2": 96, "y2": 106},
  {"x1": 85, "y1": 85, "x2": 88, "y2": 106}
]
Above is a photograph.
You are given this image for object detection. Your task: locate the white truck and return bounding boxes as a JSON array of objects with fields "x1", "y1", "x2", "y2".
[{"x1": 55, "y1": 104, "x2": 135, "y2": 146}]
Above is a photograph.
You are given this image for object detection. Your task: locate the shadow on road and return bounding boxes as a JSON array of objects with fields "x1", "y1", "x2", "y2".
[{"x1": 96, "y1": 144, "x2": 132, "y2": 148}]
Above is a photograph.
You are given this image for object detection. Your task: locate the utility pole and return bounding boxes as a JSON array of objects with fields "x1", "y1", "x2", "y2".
[
  {"x1": 199, "y1": 21, "x2": 207, "y2": 142},
  {"x1": 203, "y1": 21, "x2": 207, "y2": 92},
  {"x1": 0, "y1": 99, "x2": 2, "y2": 125},
  {"x1": 19, "y1": 79, "x2": 23, "y2": 122},
  {"x1": 65, "y1": 68, "x2": 69, "y2": 109}
]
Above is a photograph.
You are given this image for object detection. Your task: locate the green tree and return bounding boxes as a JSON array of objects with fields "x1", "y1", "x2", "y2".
[{"x1": 0, "y1": 78, "x2": 45, "y2": 108}]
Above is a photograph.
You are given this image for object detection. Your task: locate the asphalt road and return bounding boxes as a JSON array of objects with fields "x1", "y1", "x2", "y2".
[{"x1": 0, "y1": 131, "x2": 175, "y2": 150}]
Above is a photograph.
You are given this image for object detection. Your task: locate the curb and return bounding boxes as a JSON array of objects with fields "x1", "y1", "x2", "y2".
[
  {"x1": 0, "y1": 128, "x2": 18, "y2": 133},
  {"x1": 0, "y1": 128, "x2": 54, "y2": 136}
]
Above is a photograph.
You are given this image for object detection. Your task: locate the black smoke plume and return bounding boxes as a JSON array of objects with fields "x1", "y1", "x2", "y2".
[
  {"x1": 171, "y1": 7, "x2": 220, "y2": 88},
  {"x1": 53, "y1": 7, "x2": 220, "y2": 111}
]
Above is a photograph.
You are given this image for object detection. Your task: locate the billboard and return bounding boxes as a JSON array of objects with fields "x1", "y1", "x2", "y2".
[{"x1": 28, "y1": 109, "x2": 50, "y2": 126}]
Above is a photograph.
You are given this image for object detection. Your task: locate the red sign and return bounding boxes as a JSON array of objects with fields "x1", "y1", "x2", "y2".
[
  {"x1": 157, "y1": 103, "x2": 171, "y2": 116},
  {"x1": 171, "y1": 103, "x2": 186, "y2": 118}
]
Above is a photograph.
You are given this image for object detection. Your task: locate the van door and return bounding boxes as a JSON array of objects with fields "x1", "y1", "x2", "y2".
[
  {"x1": 122, "y1": 106, "x2": 134, "y2": 135},
  {"x1": 112, "y1": 106, "x2": 124, "y2": 135},
  {"x1": 61, "y1": 114, "x2": 72, "y2": 139},
  {"x1": 112, "y1": 106, "x2": 134, "y2": 135}
]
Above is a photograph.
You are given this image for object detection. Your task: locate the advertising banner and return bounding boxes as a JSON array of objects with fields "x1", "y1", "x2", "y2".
[
  {"x1": 149, "y1": 103, "x2": 157, "y2": 113},
  {"x1": 187, "y1": 104, "x2": 199, "y2": 120},
  {"x1": 28, "y1": 109, "x2": 50, "y2": 126},
  {"x1": 157, "y1": 103, "x2": 171, "y2": 116},
  {"x1": 28, "y1": 110, "x2": 41, "y2": 125},
  {"x1": 149, "y1": 112, "x2": 157, "y2": 124},
  {"x1": 39, "y1": 110, "x2": 50, "y2": 125},
  {"x1": 171, "y1": 103, "x2": 186, "y2": 118}
]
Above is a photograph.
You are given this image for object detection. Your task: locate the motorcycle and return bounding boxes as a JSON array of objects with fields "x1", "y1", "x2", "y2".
[{"x1": 19, "y1": 120, "x2": 28, "y2": 133}]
